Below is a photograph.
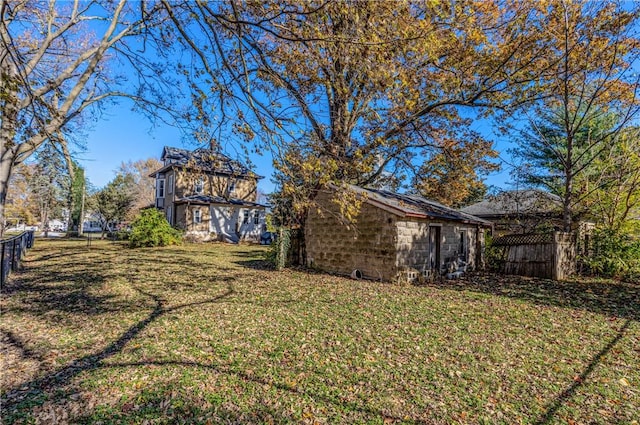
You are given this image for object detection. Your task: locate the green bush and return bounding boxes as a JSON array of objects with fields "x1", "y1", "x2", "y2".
[
  {"x1": 129, "y1": 209, "x2": 183, "y2": 248},
  {"x1": 484, "y1": 233, "x2": 504, "y2": 272},
  {"x1": 582, "y1": 229, "x2": 640, "y2": 282}
]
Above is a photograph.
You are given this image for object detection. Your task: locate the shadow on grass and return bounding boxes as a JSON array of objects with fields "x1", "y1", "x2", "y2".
[
  {"x1": 535, "y1": 318, "x2": 634, "y2": 424},
  {"x1": 426, "y1": 274, "x2": 638, "y2": 423},
  {"x1": 232, "y1": 248, "x2": 269, "y2": 257},
  {"x1": 26, "y1": 248, "x2": 96, "y2": 263},
  {"x1": 2, "y1": 278, "x2": 421, "y2": 424},
  {"x1": 233, "y1": 259, "x2": 274, "y2": 271},
  {"x1": 428, "y1": 273, "x2": 640, "y2": 321},
  {"x1": 73, "y1": 391, "x2": 304, "y2": 424},
  {"x1": 0, "y1": 329, "x2": 43, "y2": 362},
  {"x1": 95, "y1": 360, "x2": 424, "y2": 425},
  {"x1": 0, "y1": 285, "x2": 236, "y2": 422}
]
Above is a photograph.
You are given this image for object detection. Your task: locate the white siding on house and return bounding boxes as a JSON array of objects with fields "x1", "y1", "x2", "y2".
[
  {"x1": 209, "y1": 205, "x2": 263, "y2": 242},
  {"x1": 237, "y1": 208, "x2": 264, "y2": 241},
  {"x1": 210, "y1": 205, "x2": 238, "y2": 240}
]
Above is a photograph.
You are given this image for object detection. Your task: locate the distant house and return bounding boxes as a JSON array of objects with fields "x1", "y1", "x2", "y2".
[
  {"x1": 150, "y1": 146, "x2": 267, "y2": 242},
  {"x1": 82, "y1": 211, "x2": 106, "y2": 233},
  {"x1": 461, "y1": 189, "x2": 564, "y2": 235},
  {"x1": 46, "y1": 219, "x2": 67, "y2": 232},
  {"x1": 305, "y1": 185, "x2": 492, "y2": 282},
  {"x1": 462, "y1": 190, "x2": 595, "y2": 279}
]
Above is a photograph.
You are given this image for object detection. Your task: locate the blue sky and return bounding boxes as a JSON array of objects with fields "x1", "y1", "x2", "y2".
[
  {"x1": 79, "y1": 100, "x2": 279, "y2": 193},
  {"x1": 80, "y1": 99, "x2": 516, "y2": 195},
  {"x1": 75, "y1": 3, "x2": 519, "y2": 196}
]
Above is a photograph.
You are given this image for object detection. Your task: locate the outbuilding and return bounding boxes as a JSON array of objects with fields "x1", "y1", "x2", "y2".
[{"x1": 305, "y1": 185, "x2": 492, "y2": 282}]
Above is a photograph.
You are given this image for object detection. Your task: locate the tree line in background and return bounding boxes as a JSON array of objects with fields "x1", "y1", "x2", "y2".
[
  {"x1": 1, "y1": 1, "x2": 639, "y2": 258},
  {"x1": 5, "y1": 152, "x2": 160, "y2": 238}
]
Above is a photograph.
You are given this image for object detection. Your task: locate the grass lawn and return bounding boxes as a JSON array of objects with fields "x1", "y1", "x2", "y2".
[{"x1": 1, "y1": 239, "x2": 638, "y2": 424}]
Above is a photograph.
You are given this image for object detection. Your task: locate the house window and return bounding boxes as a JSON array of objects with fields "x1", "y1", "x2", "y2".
[
  {"x1": 253, "y1": 210, "x2": 260, "y2": 225},
  {"x1": 167, "y1": 175, "x2": 174, "y2": 194},
  {"x1": 166, "y1": 206, "x2": 172, "y2": 224},
  {"x1": 195, "y1": 177, "x2": 204, "y2": 194},
  {"x1": 243, "y1": 210, "x2": 249, "y2": 224},
  {"x1": 229, "y1": 180, "x2": 236, "y2": 195},
  {"x1": 156, "y1": 179, "x2": 165, "y2": 198},
  {"x1": 193, "y1": 209, "x2": 202, "y2": 224}
]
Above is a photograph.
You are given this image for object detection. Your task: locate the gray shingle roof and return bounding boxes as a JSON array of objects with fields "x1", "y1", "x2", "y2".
[
  {"x1": 335, "y1": 184, "x2": 491, "y2": 226},
  {"x1": 460, "y1": 190, "x2": 562, "y2": 217},
  {"x1": 159, "y1": 146, "x2": 260, "y2": 178}
]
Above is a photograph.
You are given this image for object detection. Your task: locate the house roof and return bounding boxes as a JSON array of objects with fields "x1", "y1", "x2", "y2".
[
  {"x1": 174, "y1": 194, "x2": 267, "y2": 208},
  {"x1": 460, "y1": 189, "x2": 562, "y2": 218},
  {"x1": 334, "y1": 184, "x2": 492, "y2": 226},
  {"x1": 151, "y1": 146, "x2": 262, "y2": 178}
]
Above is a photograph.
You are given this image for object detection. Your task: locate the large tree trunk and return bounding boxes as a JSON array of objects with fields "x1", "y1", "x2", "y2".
[
  {"x1": 0, "y1": 152, "x2": 14, "y2": 237},
  {"x1": 562, "y1": 191, "x2": 572, "y2": 233},
  {"x1": 42, "y1": 205, "x2": 49, "y2": 238},
  {"x1": 79, "y1": 188, "x2": 85, "y2": 235},
  {"x1": 563, "y1": 164, "x2": 573, "y2": 233},
  {"x1": 1, "y1": 49, "x2": 19, "y2": 238}
]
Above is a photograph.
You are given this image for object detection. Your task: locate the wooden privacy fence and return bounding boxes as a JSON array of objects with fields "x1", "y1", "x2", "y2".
[
  {"x1": 1, "y1": 231, "x2": 35, "y2": 288},
  {"x1": 492, "y1": 232, "x2": 576, "y2": 280}
]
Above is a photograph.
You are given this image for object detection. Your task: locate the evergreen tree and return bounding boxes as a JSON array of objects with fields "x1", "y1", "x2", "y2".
[
  {"x1": 29, "y1": 144, "x2": 68, "y2": 236},
  {"x1": 93, "y1": 174, "x2": 135, "y2": 239}
]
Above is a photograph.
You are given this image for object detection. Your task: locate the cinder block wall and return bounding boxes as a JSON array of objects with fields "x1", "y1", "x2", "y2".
[
  {"x1": 306, "y1": 191, "x2": 485, "y2": 281},
  {"x1": 305, "y1": 191, "x2": 399, "y2": 281},
  {"x1": 395, "y1": 219, "x2": 481, "y2": 272}
]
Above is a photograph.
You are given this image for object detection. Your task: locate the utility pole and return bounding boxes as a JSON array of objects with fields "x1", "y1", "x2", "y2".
[{"x1": 79, "y1": 180, "x2": 85, "y2": 235}]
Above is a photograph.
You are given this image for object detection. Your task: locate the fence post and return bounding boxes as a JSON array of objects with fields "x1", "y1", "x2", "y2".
[
  {"x1": 10, "y1": 238, "x2": 16, "y2": 271},
  {"x1": 1, "y1": 231, "x2": 35, "y2": 288}
]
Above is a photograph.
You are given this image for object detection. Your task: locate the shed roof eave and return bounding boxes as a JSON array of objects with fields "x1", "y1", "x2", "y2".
[{"x1": 364, "y1": 198, "x2": 410, "y2": 218}]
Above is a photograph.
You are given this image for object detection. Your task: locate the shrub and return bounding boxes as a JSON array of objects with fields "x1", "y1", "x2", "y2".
[
  {"x1": 129, "y1": 209, "x2": 183, "y2": 248},
  {"x1": 582, "y1": 229, "x2": 640, "y2": 282},
  {"x1": 484, "y1": 233, "x2": 504, "y2": 273}
]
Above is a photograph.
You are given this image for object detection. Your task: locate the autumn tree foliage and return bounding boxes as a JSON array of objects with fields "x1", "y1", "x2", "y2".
[
  {"x1": 4, "y1": 162, "x2": 36, "y2": 227},
  {"x1": 117, "y1": 158, "x2": 163, "y2": 220},
  {"x1": 163, "y1": 0, "x2": 557, "y2": 223},
  {"x1": 588, "y1": 130, "x2": 640, "y2": 235},
  {"x1": 5, "y1": 144, "x2": 71, "y2": 231},
  {"x1": 412, "y1": 131, "x2": 499, "y2": 208},
  {"x1": 511, "y1": 1, "x2": 640, "y2": 232}
]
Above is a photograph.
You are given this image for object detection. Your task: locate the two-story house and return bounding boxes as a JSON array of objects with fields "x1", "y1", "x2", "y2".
[{"x1": 150, "y1": 146, "x2": 267, "y2": 243}]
